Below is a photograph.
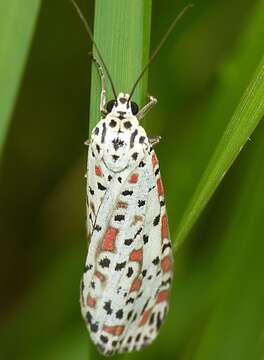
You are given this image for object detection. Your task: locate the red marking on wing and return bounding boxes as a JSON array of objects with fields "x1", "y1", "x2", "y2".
[
  {"x1": 129, "y1": 248, "x2": 143, "y2": 262},
  {"x1": 156, "y1": 290, "x2": 169, "y2": 304},
  {"x1": 161, "y1": 214, "x2": 168, "y2": 240},
  {"x1": 95, "y1": 271, "x2": 106, "y2": 282},
  {"x1": 129, "y1": 173, "x2": 139, "y2": 184},
  {"x1": 103, "y1": 325, "x2": 125, "y2": 336},
  {"x1": 152, "y1": 153, "x2": 158, "y2": 169},
  {"x1": 95, "y1": 165, "x2": 103, "y2": 177},
  {"x1": 86, "y1": 294, "x2": 96, "y2": 308},
  {"x1": 157, "y1": 178, "x2": 164, "y2": 196},
  {"x1": 116, "y1": 201, "x2": 128, "y2": 209},
  {"x1": 139, "y1": 308, "x2": 152, "y2": 326},
  {"x1": 161, "y1": 255, "x2": 171, "y2": 272},
  {"x1": 130, "y1": 278, "x2": 142, "y2": 292},
  {"x1": 102, "y1": 227, "x2": 118, "y2": 252}
]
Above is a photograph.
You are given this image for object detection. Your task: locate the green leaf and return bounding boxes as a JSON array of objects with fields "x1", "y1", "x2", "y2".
[
  {"x1": 174, "y1": 54, "x2": 264, "y2": 249},
  {"x1": 0, "y1": 1, "x2": 41, "y2": 156}
]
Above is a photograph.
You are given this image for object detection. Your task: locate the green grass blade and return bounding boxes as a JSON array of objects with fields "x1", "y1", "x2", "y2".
[
  {"x1": 89, "y1": 0, "x2": 152, "y2": 134},
  {"x1": 192, "y1": 122, "x2": 264, "y2": 360},
  {"x1": 174, "y1": 54, "x2": 264, "y2": 249},
  {"x1": 0, "y1": 1, "x2": 41, "y2": 155},
  {"x1": 88, "y1": 1, "x2": 151, "y2": 358}
]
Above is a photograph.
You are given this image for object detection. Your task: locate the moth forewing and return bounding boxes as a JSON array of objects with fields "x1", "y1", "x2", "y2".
[{"x1": 80, "y1": 94, "x2": 173, "y2": 356}]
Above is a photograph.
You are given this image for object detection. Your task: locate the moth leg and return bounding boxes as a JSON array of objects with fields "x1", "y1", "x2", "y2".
[
  {"x1": 91, "y1": 53, "x2": 107, "y2": 115},
  {"x1": 149, "y1": 136, "x2": 161, "y2": 146},
  {"x1": 137, "y1": 95, "x2": 157, "y2": 120}
]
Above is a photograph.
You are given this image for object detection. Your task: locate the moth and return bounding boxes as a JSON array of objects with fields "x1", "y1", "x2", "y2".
[{"x1": 71, "y1": 0, "x2": 192, "y2": 356}]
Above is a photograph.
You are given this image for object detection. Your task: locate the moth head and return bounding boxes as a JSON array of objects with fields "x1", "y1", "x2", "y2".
[{"x1": 106, "y1": 93, "x2": 139, "y2": 119}]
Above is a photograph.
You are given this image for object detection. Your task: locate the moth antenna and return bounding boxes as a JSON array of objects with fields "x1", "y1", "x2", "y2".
[
  {"x1": 128, "y1": 4, "x2": 193, "y2": 102},
  {"x1": 70, "y1": 0, "x2": 118, "y2": 100}
]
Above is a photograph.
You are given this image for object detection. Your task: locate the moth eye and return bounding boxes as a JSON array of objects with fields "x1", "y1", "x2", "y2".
[
  {"x1": 106, "y1": 99, "x2": 117, "y2": 113},
  {"x1": 131, "y1": 102, "x2": 139, "y2": 115}
]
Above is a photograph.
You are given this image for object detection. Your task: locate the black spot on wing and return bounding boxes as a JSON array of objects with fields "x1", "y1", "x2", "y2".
[
  {"x1": 103, "y1": 300, "x2": 113, "y2": 315},
  {"x1": 138, "y1": 200, "x2": 145, "y2": 207},
  {"x1": 112, "y1": 138, "x2": 124, "y2": 150},
  {"x1": 130, "y1": 129, "x2": 138, "y2": 148},
  {"x1": 115, "y1": 261, "x2": 126, "y2": 271},
  {"x1": 124, "y1": 238, "x2": 133, "y2": 246},
  {"x1": 97, "y1": 182, "x2": 106, "y2": 191},
  {"x1": 137, "y1": 291, "x2": 143, "y2": 298},
  {"x1": 141, "y1": 298, "x2": 151, "y2": 314},
  {"x1": 101, "y1": 122, "x2": 106, "y2": 143},
  {"x1": 114, "y1": 214, "x2": 125, "y2": 222},
  {"x1": 132, "y1": 152, "x2": 138, "y2": 160},
  {"x1": 116, "y1": 309, "x2": 123, "y2": 319},
  {"x1": 162, "y1": 243, "x2": 171, "y2": 253},
  {"x1": 122, "y1": 190, "x2": 133, "y2": 196},
  {"x1": 155, "y1": 168, "x2": 160, "y2": 176},
  {"x1": 126, "y1": 297, "x2": 134, "y2": 304},
  {"x1": 127, "y1": 336, "x2": 133, "y2": 343},
  {"x1": 86, "y1": 311, "x2": 92, "y2": 324},
  {"x1": 153, "y1": 214, "x2": 160, "y2": 226},
  {"x1": 84, "y1": 264, "x2": 93, "y2": 272},
  {"x1": 143, "y1": 235, "x2": 149, "y2": 244},
  {"x1": 162, "y1": 278, "x2": 172, "y2": 286},
  {"x1": 127, "y1": 310, "x2": 133, "y2": 320},
  {"x1": 152, "y1": 256, "x2": 160, "y2": 265},
  {"x1": 156, "y1": 312, "x2": 163, "y2": 330},
  {"x1": 134, "y1": 227, "x2": 143, "y2": 239},
  {"x1": 99, "y1": 257, "x2": 110, "y2": 268},
  {"x1": 112, "y1": 155, "x2": 119, "y2": 161},
  {"x1": 127, "y1": 267, "x2": 133, "y2": 277},
  {"x1": 90, "y1": 322, "x2": 99, "y2": 333},
  {"x1": 139, "y1": 136, "x2": 145, "y2": 144},
  {"x1": 100, "y1": 335, "x2": 108, "y2": 344},
  {"x1": 149, "y1": 312, "x2": 155, "y2": 325},
  {"x1": 142, "y1": 269, "x2": 147, "y2": 277},
  {"x1": 135, "y1": 333, "x2": 141, "y2": 342}
]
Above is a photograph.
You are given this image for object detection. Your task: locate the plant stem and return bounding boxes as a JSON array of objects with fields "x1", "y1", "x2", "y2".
[{"x1": 89, "y1": 0, "x2": 152, "y2": 134}]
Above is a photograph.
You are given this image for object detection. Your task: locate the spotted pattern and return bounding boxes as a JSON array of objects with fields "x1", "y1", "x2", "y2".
[{"x1": 81, "y1": 93, "x2": 173, "y2": 356}]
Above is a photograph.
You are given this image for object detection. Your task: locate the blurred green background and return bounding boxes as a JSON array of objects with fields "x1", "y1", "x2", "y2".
[{"x1": 1, "y1": 0, "x2": 264, "y2": 359}]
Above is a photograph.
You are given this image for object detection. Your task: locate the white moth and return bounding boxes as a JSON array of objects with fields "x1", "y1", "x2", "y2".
[
  {"x1": 81, "y1": 85, "x2": 173, "y2": 355},
  {"x1": 71, "y1": 0, "x2": 192, "y2": 356}
]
